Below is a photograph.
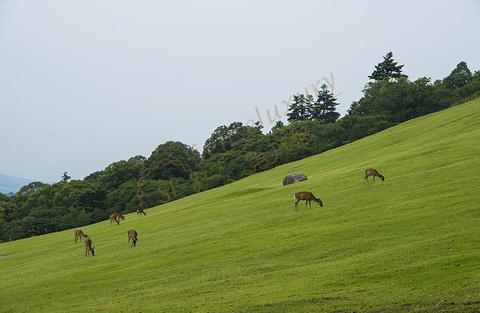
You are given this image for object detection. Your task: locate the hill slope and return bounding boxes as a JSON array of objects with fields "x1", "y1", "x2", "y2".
[{"x1": 1, "y1": 99, "x2": 480, "y2": 313}]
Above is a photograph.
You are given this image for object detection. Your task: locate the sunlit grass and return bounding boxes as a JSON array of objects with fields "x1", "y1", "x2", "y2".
[{"x1": 1, "y1": 99, "x2": 480, "y2": 312}]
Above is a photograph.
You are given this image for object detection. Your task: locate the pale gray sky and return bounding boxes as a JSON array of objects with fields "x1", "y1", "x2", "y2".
[{"x1": 1, "y1": 0, "x2": 479, "y2": 182}]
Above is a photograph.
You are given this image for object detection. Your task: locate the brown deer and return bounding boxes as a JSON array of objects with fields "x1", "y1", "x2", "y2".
[
  {"x1": 364, "y1": 168, "x2": 385, "y2": 183},
  {"x1": 74, "y1": 229, "x2": 88, "y2": 243},
  {"x1": 109, "y1": 213, "x2": 117, "y2": 225},
  {"x1": 110, "y1": 212, "x2": 125, "y2": 226},
  {"x1": 128, "y1": 229, "x2": 138, "y2": 247},
  {"x1": 84, "y1": 237, "x2": 95, "y2": 256},
  {"x1": 136, "y1": 208, "x2": 146, "y2": 216},
  {"x1": 294, "y1": 192, "x2": 323, "y2": 211}
]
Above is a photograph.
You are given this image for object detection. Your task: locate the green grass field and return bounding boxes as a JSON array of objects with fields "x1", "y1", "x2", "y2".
[{"x1": 1, "y1": 99, "x2": 480, "y2": 313}]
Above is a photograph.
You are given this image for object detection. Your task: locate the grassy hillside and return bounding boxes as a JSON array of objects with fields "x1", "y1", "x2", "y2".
[{"x1": 1, "y1": 99, "x2": 480, "y2": 313}]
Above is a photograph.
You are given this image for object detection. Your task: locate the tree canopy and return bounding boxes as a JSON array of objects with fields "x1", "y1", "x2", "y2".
[{"x1": 443, "y1": 61, "x2": 473, "y2": 89}]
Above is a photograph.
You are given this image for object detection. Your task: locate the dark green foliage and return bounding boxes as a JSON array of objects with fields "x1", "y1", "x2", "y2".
[
  {"x1": 369, "y1": 52, "x2": 406, "y2": 81},
  {"x1": 17, "y1": 181, "x2": 47, "y2": 195},
  {"x1": 287, "y1": 86, "x2": 340, "y2": 123},
  {"x1": 204, "y1": 174, "x2": 231, "y2": 189},
  {"x1": 443, "y1": 61, "x2": 473, "y2": 89},
  {"x1": 271, "y1": 121, "x2": 285, "y2": 131},
  {"x1": 2, "y1": 57, "x2": 480, "y2": 242},
  {"x1": 146, "y1": 141, "x2": 200, "y2": 180},
  {"x1": 97, "y1": 159, "x2": 143, "y2": 189},
  {"x1": 254, "y1": 121, "x2": 263, "y2": 130},
  {"x1": 287, "y1": 94, "x2": 310, "y2": 122},
  {"x1": 202, "y1": 122, "x2": 262, "y2": 159},
  {"x1": 310, "y1": 84, "x2": 340, "y2": 123},
  {"x1": 106, "y1": 179, "x2": 139, "y2": 213}
]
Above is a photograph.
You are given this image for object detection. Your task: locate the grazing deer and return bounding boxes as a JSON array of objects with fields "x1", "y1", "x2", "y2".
[
  {"x1": 364, "y1": 168, "x2": 385, "y2": 183},
  {"x1": 136, "y1": 208, "x2": 146, "y2": 216},
  {"x1": 109, "y1": 213, "x2": 118, "y2": 226},
  {"x1": 294, "y1": 192, "x2": 323, "y2": 211},
  {"x1": 84, "y1": 237, "x2": 95, "y2": 256},
  {"x1": 128, "y1": 229, "x2": 138, "y2": 247},
  {"x1": 110, "y1": 212, "x2": 125, "y2": 226},
  {"x1": 74, "y1": 229, "x2": 88, "y2": 243}
]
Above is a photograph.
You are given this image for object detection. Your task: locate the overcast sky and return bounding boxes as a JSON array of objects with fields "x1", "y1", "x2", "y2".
[{"x1": 1, "y1": 0, "x2": 479, "y2": 182}]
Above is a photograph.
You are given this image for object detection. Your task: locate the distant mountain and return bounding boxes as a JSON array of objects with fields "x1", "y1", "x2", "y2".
[{"x1": 0, "y1": 173, "x2": 33, "y2": 194}]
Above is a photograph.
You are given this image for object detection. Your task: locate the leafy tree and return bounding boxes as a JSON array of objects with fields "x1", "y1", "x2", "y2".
[
  {"x1": 106, "y1": 179, "x2": 139, "y2": 213},
  {"x1": 369, "y1": 52, "x2": 405, "y2": 81},
  {"x1": 443, "y1": 61, "x2": 473, "y2": 89},
  {"x1": 97, "y1": 159, "x2": 143, "y2": 189},
  {"x1": 203, "y1": 173, "x2": 230, "y2": 189},
  {"x1": 129, "y1": 155, "x2": 147, "y2": 163},
  {"x1": 310, "y1": 84, "x2": 340, "y2": 123},
  {"x1": 287, "y1": 94, "x2": 310, "y2": 122},
  {"x1": 0, "y1": 194, "x2": 8, "y2": 226},
  {"x1": 140, "y1": 179, "x2": 179, "y2": 207},
  {"x1": 17, "y1": 182, "x2": 46, "y2": 196},
  {"x1": 146, "y1": 141, "x2": 201, "y2": 180},
  {"x1": 84, "y1": 170, "x2": 103, "y2": 181},
  {"x1": 203, "y1": 122, "x2": 262, "y2": 158}
]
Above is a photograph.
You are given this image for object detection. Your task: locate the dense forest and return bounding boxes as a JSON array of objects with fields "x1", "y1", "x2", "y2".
[{"x1": 1, "y1": 53, "x2": 480, "y2": 242}]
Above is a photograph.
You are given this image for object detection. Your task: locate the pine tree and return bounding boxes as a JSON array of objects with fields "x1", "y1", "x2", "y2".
[
  {"x1": 369, "y1": 52, "x2": 405, "y2": 81},
  {"x1": 287, "y1": 94, "x2": 310, "y2": 122},
  {"x1": 310, "y1": 84, "x2": 340, "y2": 123}
]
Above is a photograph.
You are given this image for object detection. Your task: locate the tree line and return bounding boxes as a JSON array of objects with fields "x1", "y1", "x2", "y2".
[{"x1": 1, "y1": 53, "x2": 479, "y2": 241}]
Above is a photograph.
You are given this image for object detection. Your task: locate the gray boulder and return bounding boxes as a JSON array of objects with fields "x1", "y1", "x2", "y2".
[{"x1": 283, "y1": 173, "x2": 308, "y2": 185}]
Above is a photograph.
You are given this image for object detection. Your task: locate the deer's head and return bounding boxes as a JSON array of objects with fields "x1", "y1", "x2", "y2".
[
  {"x1": 379, "y1": 174, "x2": 385, "y2": 181},
  {"x1": 315, "y1": 198, "x2": 323, "y2": 207}
]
